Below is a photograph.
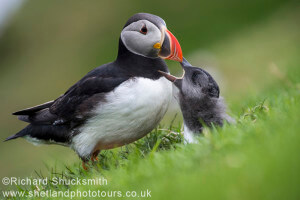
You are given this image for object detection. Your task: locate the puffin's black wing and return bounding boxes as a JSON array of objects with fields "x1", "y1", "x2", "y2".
[
  {"x1": 6, "y1": 63, "x2": 129, "y2": 142},
  {"x1": 13, "y1": 63, "x2": 129, "y2": 126},
  {"x1": 49, "y1": 75, "x2": 128, "y2": 122},
  {"x1": 12, "y1": 100, "x2": 58, "y2": 124},
  {"x1": 13, "y1": 100, "x2": 55, "y2": 115}
]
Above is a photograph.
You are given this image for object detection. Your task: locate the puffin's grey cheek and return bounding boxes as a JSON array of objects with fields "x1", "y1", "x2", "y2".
[
  {"x1": 121, "y1": 31, "x2": 143, "y2": 56},
  {"x1": 121, "y1": 31, "x2": 161, "y2": 58}
]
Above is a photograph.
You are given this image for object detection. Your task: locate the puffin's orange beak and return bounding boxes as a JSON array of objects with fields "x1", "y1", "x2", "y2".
[{"x1": 158, "y1": 28, "x2": 183, "y2": 62}]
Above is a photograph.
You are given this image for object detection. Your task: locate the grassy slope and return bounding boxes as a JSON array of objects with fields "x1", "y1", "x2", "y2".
[{"x1": 6, "y1": 4, "x2": 300, "y2": 200}]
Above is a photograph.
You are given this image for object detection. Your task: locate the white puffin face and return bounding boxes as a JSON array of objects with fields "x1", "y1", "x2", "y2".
[{"x1": 121, "y1": 20, "x2": 163, "y2": 58}]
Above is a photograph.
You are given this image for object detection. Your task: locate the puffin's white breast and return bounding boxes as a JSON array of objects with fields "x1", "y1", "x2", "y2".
[{"x1": 72, "y1": 76, "x2": 172, "y2": 158}]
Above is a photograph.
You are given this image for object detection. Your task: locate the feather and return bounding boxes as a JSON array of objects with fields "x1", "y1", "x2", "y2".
[{"x1": 13, "y1": 100, "x2": 54, "y2": 115}]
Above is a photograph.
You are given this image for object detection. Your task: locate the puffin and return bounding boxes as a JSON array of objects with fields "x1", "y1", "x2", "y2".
[
  {"x1": 159, "y1": 58, "x2": 234, "y2": 143},
  {"x1": 4, "y1": 13, "x2": 183, "y2": 167}
]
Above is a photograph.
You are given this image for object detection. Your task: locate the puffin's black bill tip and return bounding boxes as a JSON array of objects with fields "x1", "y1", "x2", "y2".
[{"x1": 180, "y1": 57, "x2": 191, "y2": 67}]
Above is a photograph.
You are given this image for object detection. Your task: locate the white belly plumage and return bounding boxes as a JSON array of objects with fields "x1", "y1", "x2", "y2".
[{"x1": 71, "y1": 77, "x2": 172, "y2": 158}]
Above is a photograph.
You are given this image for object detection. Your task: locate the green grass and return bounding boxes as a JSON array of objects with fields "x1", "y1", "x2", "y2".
[
  {"x1": 4, "y1": 79, "x2": 299, "y2": 200},
  {"x1": 1, "y1": 1, "x2": 300, "y2": 200}
]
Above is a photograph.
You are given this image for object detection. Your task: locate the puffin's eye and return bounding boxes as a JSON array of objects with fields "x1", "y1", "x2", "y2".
[{"x1": 140, "y1": 25, "x2": 148, "y2": 35}]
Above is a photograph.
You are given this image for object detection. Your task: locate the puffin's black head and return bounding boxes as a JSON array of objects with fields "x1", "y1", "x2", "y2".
[
  {"x1": 158, "y1": 57, "x2": 220, "y2": 99},
  {"x1": 120, "y1": 13, "x2": 183, "y2": 62}
]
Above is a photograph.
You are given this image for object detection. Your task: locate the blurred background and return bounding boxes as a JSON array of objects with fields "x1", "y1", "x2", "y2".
[{"x1": 0, "y1": 0, "x2": 299, "y2": 180}]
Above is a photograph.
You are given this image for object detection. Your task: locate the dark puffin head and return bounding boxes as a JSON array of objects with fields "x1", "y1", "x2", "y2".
[
  {"x1": 158, "y1": 58, "x2": 234, "y2": 136},
  {"x1": 118, "y1": 13, "x2": 183, "y2": 62},
  {"x1": 158, "y1": 57, "x2": 220, "y2": 100}
]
